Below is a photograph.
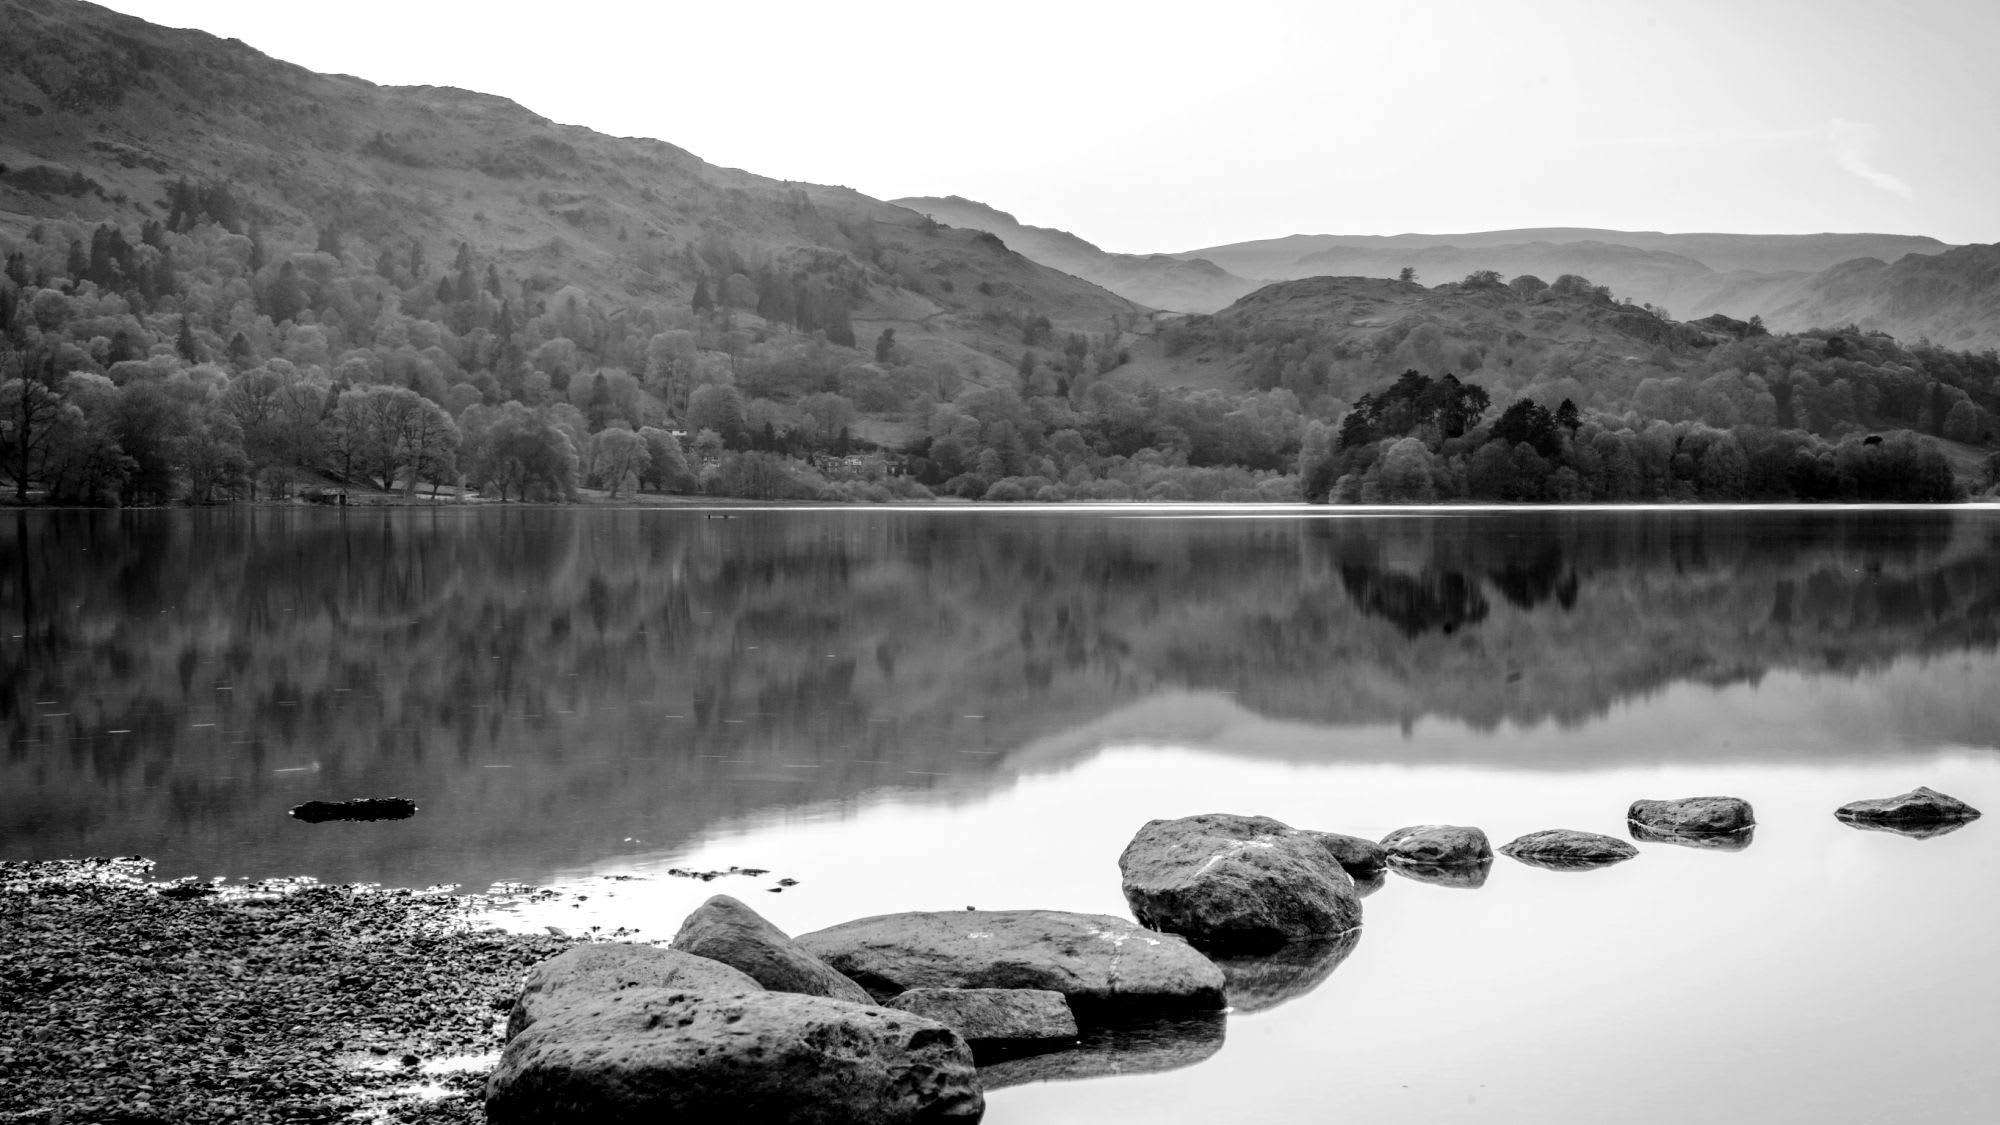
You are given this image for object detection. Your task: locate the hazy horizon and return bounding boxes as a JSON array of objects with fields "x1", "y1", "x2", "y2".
[{"x1": 79, "y1": 0, "x2": 2000, "y2": 253}]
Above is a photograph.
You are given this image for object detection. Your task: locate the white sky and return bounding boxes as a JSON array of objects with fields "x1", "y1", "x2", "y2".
[{"x1": 93, "y1": 0, "x2": 2000, "y2": 252}]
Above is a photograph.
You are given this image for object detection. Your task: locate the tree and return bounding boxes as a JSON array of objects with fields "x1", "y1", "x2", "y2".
[
  {"x1": 1556, "y1": 398, "x2": 1581, "y2": 435},
  {"x1": 874, "y1": 328, "x2": 897, "y2": 365},
  {"x1": 1377, "y1": 437, "x2": 1437, "y2": 501},
  {"x1": 1, "y1": 346, "x2": 67, "y2": 502},
  {"x1": 589, "y1": 426, "x2": 650, "y2": 498},
  {"x1": 686, "y1": 383, "x2": 746, "y2": 446},
  {"x1": 691, "y1": 274, "x2": 714, "y2": 314},
  {"x1": 639, "y1": 426, "x2": 694, "y2": 492},
  {"x1": 1463, "y1": 269, "x2": 1503, "y2": 289},
  {"x1": 1297, "y1": 420, "x2": 1338, "y2": 503},
  {"x1": 1397, "y1": 266, "x2": 1418, "y2": 284}
]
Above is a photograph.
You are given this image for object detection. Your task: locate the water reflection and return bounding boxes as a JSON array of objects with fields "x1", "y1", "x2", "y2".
[
  {"x1": 1627, "y1": 823, "x2": 1757, "y2": 851},
  {"x1": 1387, "y1": 860, "x2": 1493, "y2": 890},
  {"x1": 1833, "y1": 818, "x2": 1976, "y2": 841},
  {"x1": 2, "y1": 507, "x2": 1998, "y2": 887},
  {"x1": 1213, "y1": 930, "x2": 1363, "y2": 1013},
  {"x1": 980, "y1": 1013, "x2": 1227, "y2": 1091}
]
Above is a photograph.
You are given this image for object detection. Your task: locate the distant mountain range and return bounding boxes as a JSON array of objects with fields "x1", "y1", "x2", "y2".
[{"x1": 891, "y1": 200, "x2": 1998, "y2": 351}]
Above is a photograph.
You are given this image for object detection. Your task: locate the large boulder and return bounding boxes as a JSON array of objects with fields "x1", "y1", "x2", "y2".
[
  {"x1": 886, "y1": 989, "x2": 1077, "y2": 1058},
  {"x1": 1835, "y1": 787, "x2": 1981, "y2": 826},
  {"x1": 1380, "y1": 824, "x2": 1492, "y2": 867},
  {"x1": 1499, "y1": 829, "x2": 1640, "y2": 870},
  {"x1": 795, "y1": 910, "x2": 1225, "y2": 1022},
  {"x1": 486, "y1": 987, "x2": 983, "y2": 1125},
  {"x1": 1119, "y1": 813, "x2": 1361, "y2": 952},
  {"x1": 671, "y1": 894, "x2": 872, "y2": 1005},
  {"x1": 1627, "y1": 796, "x2": 1755, "y2": 837},
  {"x1": 506, "y1": 943, "x2": 762, "y2": 1041}
]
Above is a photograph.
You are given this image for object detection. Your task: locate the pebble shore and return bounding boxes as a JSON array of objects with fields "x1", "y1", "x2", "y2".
[{"x1": 0, "y1": 859, "x2": 578, "y2": 1124}]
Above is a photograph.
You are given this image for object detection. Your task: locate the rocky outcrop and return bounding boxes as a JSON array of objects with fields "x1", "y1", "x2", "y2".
[
  {"x1": 795, "y1": 910, "x2": 1225, "y2": 1022},
  {"x1": 1498, "y1": 830, "x2": 1640, "y2": 870},
  {"x1": 886, "y1": 989, "x2": 1077, "y2": 1057},
  {"x1": 288, "y1": 797, "x2": 416, "y2": 823},
  {"x1": 671, "y1": 894, "x2": 872, "y2": 1005},
  {"x1": 1118, "y1": 814, "x2": 1361, "y2": 952},
  {"x1": 1211, "y1": 929, "x2": 1362, "y2": 1014},
  {"x1": 1627, "y1": 797, "x2": 1755, "y2": 837},
  {"x1": 486, "y1": 987, "x2": 983, "y2": 1125},
  {"x1": 978, "y1": 1013, "x2": 1226, "y2": 1091},
  {"x1": 505, "y1": 943, "x2": 761, "y2": 1041},
  {"x1": 1835, "y1": 787, "x2": 1982, "y2": 827},
  {"x1": 1380, "y1": 824, "x2": 1492, "y2": 867}
]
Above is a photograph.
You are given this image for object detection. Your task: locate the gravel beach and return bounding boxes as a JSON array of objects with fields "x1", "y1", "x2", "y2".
[{"x1": 0, "y1": 859, "x2": 579, "y2": 1125}]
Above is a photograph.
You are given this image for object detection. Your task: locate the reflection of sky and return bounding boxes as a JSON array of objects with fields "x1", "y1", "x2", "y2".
[{"x1": 485, "y1": 656, "x2": 2000, "y2": 1125}]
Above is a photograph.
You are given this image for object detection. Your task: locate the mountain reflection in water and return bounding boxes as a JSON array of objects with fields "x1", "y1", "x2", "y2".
[{"x1": 2, "y1": 507, "x2": 1996, "y2": 888}]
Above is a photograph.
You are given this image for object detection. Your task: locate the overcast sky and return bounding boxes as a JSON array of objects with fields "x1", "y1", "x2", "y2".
[{"x1": 96, "y1": 0, "x2": 1999, "y2": 252}]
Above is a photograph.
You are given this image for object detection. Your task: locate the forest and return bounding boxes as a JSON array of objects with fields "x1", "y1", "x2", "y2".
[{"x1": 2, "y1": 210, "x2": 1997, "y2": 507}]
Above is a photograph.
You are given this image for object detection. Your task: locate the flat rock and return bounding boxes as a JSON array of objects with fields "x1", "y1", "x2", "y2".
[
  {"x1": 1499, "y1": 829, "x2": 1639, "y2": 870},
  {"x1": 505, "y1": 943, "x2": 762, "y2": 1041},
  {"x1": 1835, "y1": 786, "x2": 1981, "y2": 825},
  {"x1": 1119, "y1": 813, "x2": 1361, "y2": 952},
  {"x1": 486, "y1": 987, "x2": 982, "y2": 1125},
  {"x1": 887, "y1": 988, "x2": 1077, "y2": 1057},
  {"x1": 978, "y1": 1013, "x2": 1225, "y2": 1091},
  {"x1": 1380, "y1": 824, "x2": 1492, "y2": 867},
  {"x1": 671, "y1": 894, "x2": 872, "y2": 1004},
  {"x1": 1629, "y1": 821, "x2": 1755, "y2": 851},
  {"x1": 1627, "y1": 796, "x2": 1755, "y2": 836},
  {"x1": 288, "y1": 797, "x2": 416, "y2": 823},
  {"x1": 796, "y1": 910, "x2": 1225, "y2": 1022}
]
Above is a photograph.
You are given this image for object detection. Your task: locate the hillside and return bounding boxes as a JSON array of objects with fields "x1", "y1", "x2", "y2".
[
  {"x1": 1761, "y1": 243, "x2": 2000, "y2": 350},
  {"x1": 0, "y1": 0, "x2": 1143, "y2": 389},
  {"x1": 892, "y1": 195, "x2": 1258, "y2": 314}
]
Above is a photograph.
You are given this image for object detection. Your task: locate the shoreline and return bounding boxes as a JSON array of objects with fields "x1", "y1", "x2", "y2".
[{"x1": 0, "y1": 859, "x2": 579, "y2": 1125}]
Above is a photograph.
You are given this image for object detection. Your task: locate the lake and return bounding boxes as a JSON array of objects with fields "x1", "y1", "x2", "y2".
[{"x1": 4, "y1": 504, "x2": 1998, "y2": 1123}]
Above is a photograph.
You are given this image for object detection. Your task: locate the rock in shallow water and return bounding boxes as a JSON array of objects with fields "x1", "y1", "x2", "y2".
[
  {"x1": 887, "y1": 988, "x2": 1077, "y2": 1057},
  {"x1": 671, "y1": 893, "x2": 873, "y2": 1004},
  {"x1": 1628, "y1": 821, "x2": 1756, "y2": 851},
  {"x1": 1499, "y1": 829, "x2": 1639, "y2": 870},
  {"x1": 1118, "y1": 813, "x2": 1361, "y2": 953},
  {"x1": 506, "y1": 942, "x2": 762, "y2": 1041},
  {"x1": 1835, "y1": 786, "x2": 1981, "y2": 826},
  {"x1": 1380, "y1": 824, "x2": 1492, "y2": 867},
  {"x1": 795, "y1": 910, "x2": 1225, "y2": 1021},
  {"x1": 288, "y1": 797, "x2": 417, "y2": 823},
  {"x1": 486, "y1": 987, "x2": 983, "y2": 1125},
  {"x1": 1627, "y1": 796, "x2": 1754, "y2": 836}
]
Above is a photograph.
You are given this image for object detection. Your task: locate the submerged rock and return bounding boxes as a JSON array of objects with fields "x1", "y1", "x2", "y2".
[
  {"x1": 796, "y1": 910, "x2": 1225, "y2": 1022},
  {"x1": 887, "y1": 988, "x2": 1077, "y2": 1058},
  {"x1": 978, "y1": 1012, "x2": 1226, "y2": 1091},
  {"x1": 671, "y1": 894, "x2": 872, "y2": 1004},
  {"x1": 1627, "y1": 796, "x2": 1754, "y2": 837},
  {"x1": 486, "y1": 987, "x2": 983, "y2": 1125},
  {"x1": 1118, "y1": 813, "x2": 1361, "y2": 952},
  {"x1": 1628, "y1": 821, "x2": 1756, "y2": 851},
  {"x1": 1386, "y1": 859, "x2": 1492, "y2": 890},
  {"x1": 288, "y1": 797, "x2": 417, "y2": 823},
  {"x1": 1499, "y1": 830, "x2": 1639, "y2": 870},
  {"x1": 1212, "y1": 929, "x2": 1363, "y2": 1014},
  {"x1": 505, "y1": 943, "x2": 761, "y2": 1041},
  {"x1": 1380, "y1": 824, "x2": 1492, "y2": 867},
  {"x1": 1835, "y1": 786, "x2": 1981, "y2": 826}
]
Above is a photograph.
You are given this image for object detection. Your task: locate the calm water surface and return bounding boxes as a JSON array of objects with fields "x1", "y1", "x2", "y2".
[{"x1": 5, "y1": 506, "x2": 1998, "y2": 1123}]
